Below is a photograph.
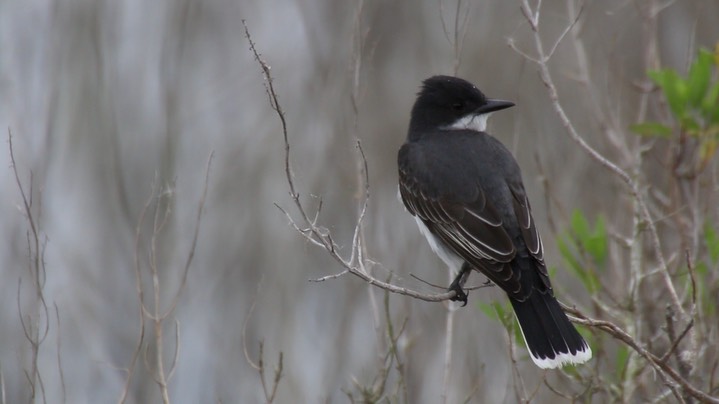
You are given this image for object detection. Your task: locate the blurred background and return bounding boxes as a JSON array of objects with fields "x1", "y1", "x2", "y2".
[{"x1": 2, "y1": 0, "x2": 718, "y2": 402}]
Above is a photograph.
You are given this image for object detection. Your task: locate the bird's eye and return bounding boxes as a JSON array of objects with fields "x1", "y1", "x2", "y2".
[{"x1": 452, "y1": 102, "x2": 464, "y2": 111}]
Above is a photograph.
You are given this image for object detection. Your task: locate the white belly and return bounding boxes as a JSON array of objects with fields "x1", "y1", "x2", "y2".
[
  {"x1": 398, "y1": 186, "x2": 464, "y2": 272},
  {"x1": 414, "y1": 217, "x2": 464, "y2": 273}
]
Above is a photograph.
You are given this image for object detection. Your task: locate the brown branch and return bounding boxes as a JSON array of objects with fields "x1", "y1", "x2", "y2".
[
  {"x1": 162, "y1": 152, "x2": 213, "y2": 318},
  {"x1": 439, "y1": 0, "x2": 472, "y2": 75},
  {"x1": 562, "y1": 303, "x2": 718, "y2": 403},
  {"x1": 9, "y1": 128, "x2": 50, "y2": 404},
  {"x1": 119, "y1": 183, "x2": 154, "y2": 404},
  {"x1": 241, "y1": 280, "x2": 285, "y2": 403},
  {"x1": 512, "y1": 0, "x2": 684, "y2": 318},
  {"x1": 54, "y1": 304, "x2": 66, "y2": 404},
  {"x1": 241, "y1": 21, "x2": 467, "y2": 305},
  {"x1": 118, "y1": 153, "x2": 212, "y2": 403}
]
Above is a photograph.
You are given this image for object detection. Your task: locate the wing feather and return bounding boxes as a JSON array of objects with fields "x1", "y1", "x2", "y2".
[{"x1": 399, "y1": 141, "x2": 552, "y2": 296}]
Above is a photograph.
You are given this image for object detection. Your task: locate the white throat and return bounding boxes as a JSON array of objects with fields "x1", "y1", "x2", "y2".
[{"x1": 444, "y1": 113, "x2": 492, "y2": 132}]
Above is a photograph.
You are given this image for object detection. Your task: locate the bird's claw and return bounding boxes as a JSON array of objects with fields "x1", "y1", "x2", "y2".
[{"x1": 448, "y1": 280, "x2": 469, "y2": 307}]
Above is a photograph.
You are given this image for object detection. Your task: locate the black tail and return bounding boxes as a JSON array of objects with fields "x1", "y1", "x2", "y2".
[{"x1": 509, "y1": 291, "x2": 591, "y2": 369}]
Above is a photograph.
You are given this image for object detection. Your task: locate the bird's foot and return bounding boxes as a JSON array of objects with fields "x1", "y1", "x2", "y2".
[
  {"x1": 447, "y1": 280, "x2": 468, "y2": 306},
  {"x1": 448, "y1": 263, "x2": 472, "y2": 307}
]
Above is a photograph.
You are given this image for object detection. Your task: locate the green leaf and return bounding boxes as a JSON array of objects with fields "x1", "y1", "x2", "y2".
[
  {"x1": 615, "y1": 345, "x2": 630, "y2": 380},
  {"x1": 694, "y1": 261, "x2": 715, "y2": 317},
  {"x1": 699, "y1": 138, "x2": 718, "y2": 166},
  {"x1": 647, "y1": 69, "x2": 668, "y2": 88},
  {"x1": 694, "y1": 259, "x2": 708, "y2": 277},
  {"x1": 570, "y1": 209, "x2": 591, "y2": 241},
  {"x1": 557, "y1": 237, "x2": 581, "y2": 275},
  {"x1": 704, "y1": 222, "x2": 719, "y2": 264},
  {"x1": 585, "y1": 215, "x2": 608, "y2": 266},
  {"x1": 649, "y1": 69, "x2": 687, "y2": 118},
  {"x1": 559, "y1": 236, "x2": 599, "y2": 293},
  {"x1": 571, "y1": 210, "x2": 607, "y2": 267},
  {"x1": 629, "y1": 122, "x2": 673, "y2": 138},
  {"x1": 512, "y1": 316, "x2": 524, "y2": 347},
  {"x1": 702, "y1": 82, "x2": 719, "y2": 124},
  {"x1": 478, "y1": 302, "x2": 500, "y2": 321},
  {"x1": 687, "y1": 49, "x2": 713, "y2": 107},
  {"x1": 558, "y1": 210, "x2": 605, "y2": 293},
  {"x1": 682, "y1": 116, "x2": 701, "y2": 135},
  {"x1": 478, "y1": 301, "x2": 512, "y2": 326}
]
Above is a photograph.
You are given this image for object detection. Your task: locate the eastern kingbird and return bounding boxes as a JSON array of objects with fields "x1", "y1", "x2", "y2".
[{"x1": 397, "y1": 75, "x2": 592, "y2": 369}]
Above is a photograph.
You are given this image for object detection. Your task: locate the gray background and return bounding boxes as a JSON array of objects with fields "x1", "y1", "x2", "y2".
[{"x1": 1, "y1": 0, "x2": 717, "y2": 402}]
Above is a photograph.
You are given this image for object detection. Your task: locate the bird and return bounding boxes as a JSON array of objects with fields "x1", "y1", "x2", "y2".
[{"x1": 397, "y1": 75, "x2": 592, "y2": 369}]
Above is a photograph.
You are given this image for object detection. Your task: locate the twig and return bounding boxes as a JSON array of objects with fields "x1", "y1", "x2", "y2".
[
  {"x1": 505, "y1": 308, "x2": 527, "y2": 403},
  {"x1": 162, "y1": 152, "x2": 214, "y2": 318},
  {"x1": 543, "y1": 379, "x2": 574, "y2": 400},
  {"x1": 309, "y1": 270, "x2": 350, "y2": 282},
  {"x1": 513, "y1": 0, "x2": 684, "y2": 319},
  {"x1": 438, "y1": 0, "x2": 471, "y2": 75},
  {"x1": 383, "y1": 290, "x2": 409, "y2": 402},
  {"x1": 660, "y1": 311, "x2": 693, "y2": 365},
  {"x1": 409, "y1": 273, "x2": 494, "y2": 292},
  {"x1": 562, "y1": 303, "x2": 718, "y2": 403},
  {"x1": 9, "y1": 128, "x2": 50, "y2": 404},
  {"x1": 241, "y1": 21, "x2": 471, "y2": 305},
  {"x1": 54, "y1": 304, "x2": 66, "y2": 404},
  {"x1": 441, "y1": 301, "x2": 456, "y2": 404},
  {"x1": 242, "y1": 280, "x2": 285, "y2": 403},
  {"x1": 119, "y1": 153, "x2": 212, "y2": 403},
  {"x1": 241, "y1": 288, "x2": 260, "y2": 371},
  {"x1": 251, "y1": 342, "x2": 284, "y2": 403},
  {"x1": 119, "y1": 183, "x2": 154, "y2": 404}
]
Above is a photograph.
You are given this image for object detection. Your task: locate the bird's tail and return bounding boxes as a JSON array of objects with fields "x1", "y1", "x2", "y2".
[{"x1": 509, "y1": 291, "x2": 592, "y2": 369}]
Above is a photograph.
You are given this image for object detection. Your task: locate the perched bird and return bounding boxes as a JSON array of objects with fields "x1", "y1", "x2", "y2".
[{"x1": 397, "y1": 75, "x2": 591, "y2": 368}]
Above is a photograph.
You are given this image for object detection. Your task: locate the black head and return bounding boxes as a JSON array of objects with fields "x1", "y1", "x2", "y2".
[{"x1": 408, "y1": 75, "x2": 514, "y2": 136}]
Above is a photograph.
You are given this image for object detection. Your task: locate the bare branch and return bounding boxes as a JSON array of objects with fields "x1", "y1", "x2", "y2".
[
  {"x1": 545, "y1": 2, "x2": 583, "y2": 62},
  {"x1": 513, "y1": 0, "x2": 684, "y2": 317},
  {"x1": 54, "y1": 304, "x2": 66, "y2": 404},
  {"x1": 118, "y1": 185, "x2": 154, "y2": 404},
  {"x1": 562, "y1": 303, "x2": 718, "y2": 403},
  {"x1": 438, "y1": 0, "x2": 471, "y2": 74},
  {"x1": 242, "y1": 20, "x2": 470, "y2": 305},
  {"x1": 162, "y1": 152, "x2": 214, "y2": 318},
  {"x1": 166, "y1": 319, "x2": 181, "y2": 383},
  {"x1": 118, "y1": 152, "x2": 212, "y2": 403},
  {"x1": 309, "y1": 270, "x2": 350, "y2": 282},
  {"x1": 9, "y1": 128, "x2": 50, "y2": 404},
  {"x1": 241, "y1": 283, "x2": 261, "y2": 371}
]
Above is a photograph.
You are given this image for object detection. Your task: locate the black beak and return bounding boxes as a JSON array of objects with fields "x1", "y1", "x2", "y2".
[{"x1": 476, "y1": 99, "x2": 515, "y2": 114}]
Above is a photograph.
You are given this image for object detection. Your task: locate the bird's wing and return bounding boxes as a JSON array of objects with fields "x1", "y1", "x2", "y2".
[
  {"x1": 509, "y1": 185, "x2": 544, "y2": 263},
  {"x1": 399, "y1": 143, "x2": 524, "y2": 293},
  {"x1": 509, "y1": 184, "x2": 552, "y2": 292}
]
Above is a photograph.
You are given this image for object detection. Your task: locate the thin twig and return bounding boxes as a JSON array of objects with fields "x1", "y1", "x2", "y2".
[
  {"x1": 514, "y1": 0, "x2": 684, "y2": 318},
  {"x1": 562, "y1": 303, "x2": 718, "y2": 403},
  {"x1": 162, "y1": 152, "x2": 214, "y2": 318},
  {"x1": 441, "y1": 303, "x2": 456, "y2": 404},
  {"x1": 54, "y1": 304, "x2": 66, "y2": 404},
  {"x1": 119, "y1": 183, "x2": 154, "y2": 404},
  {"x1": 242, "y1": 20, "x2": 471, "y2": 305},
  {"x1": 9, "y1": 128, "x2": 50, "y2": 404}
]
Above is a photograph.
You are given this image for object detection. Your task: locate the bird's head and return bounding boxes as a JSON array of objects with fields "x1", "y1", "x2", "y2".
[{"x1": 409, "y1": 75, "x2": 514, "y2": 134}]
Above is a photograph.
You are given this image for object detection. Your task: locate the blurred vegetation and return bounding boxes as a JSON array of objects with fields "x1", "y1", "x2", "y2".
[
  {"x1": 4, "y1": 1, "x2": 719, "y2": 403},
  {"x1": 479, "y1": 47, "x2": 719, "y2": 402}
]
